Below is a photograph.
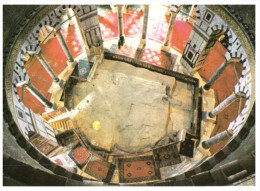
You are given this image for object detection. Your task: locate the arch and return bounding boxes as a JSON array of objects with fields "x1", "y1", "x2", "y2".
[
  {"x1": 18, "y1": 5, "x2": 85, "y2": 78},
  {"x1": 38, "y1": 25, "x2": 56, "y2": 44},
  {"x1": 193, "y1": 5, "x2": 201, "y2": 20},
  {"x1": 210, "y1": 24, "x2": 233, "y2": 52},
  {"x1": 172, "y1": 5, "x2": 201, "y2": 23},
  {"x1": 3, "y1": 5, "x2": 255, "y2": 185},
  {"x1": 20, "y1": 5, "x2": 85, "y2": 53},
  {"x1": 170, "y1": 5, "x2": 183, "y2": 13},
  {"x1": 192, "y1": 24, "x2": 233, "y2": 72}
]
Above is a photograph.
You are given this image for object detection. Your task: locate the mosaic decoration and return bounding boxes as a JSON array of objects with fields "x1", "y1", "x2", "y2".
[
  {"x1": 118, "y1": 155, "x2": 160, "y2": 183},
  {"x1": 179, "y1": 139, "x2": 194, "y2": 158},
  {"x1": 15, "y1": 106, "x2": 26, "y2": 122},
  {"x1": 153, "y1": 143, "x2": 182, "y2": 168},
  {"x1": 72, "y1": 58, "x2": 92, "y2": 79},
  {"x1": 68, "y1": 144, "x2": 92, "y2": 168},
  {"x1": 203, "y1": 9, "x2": 215, "y2": 24},
  {"x1": 84, "y1": 155, "x2": 116, "y2": 183}
]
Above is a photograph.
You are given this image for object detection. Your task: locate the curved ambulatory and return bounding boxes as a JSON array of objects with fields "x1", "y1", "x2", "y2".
[{"x1": 3, "y1": 4, "x2": 255, "y2": 185}]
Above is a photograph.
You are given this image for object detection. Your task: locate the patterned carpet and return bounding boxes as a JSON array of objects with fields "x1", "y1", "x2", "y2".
[
  {"x1": 141, "y1": 47, "x2": 175, "y2": 70},
  {"x1": 68, "y1": 144, "x2": 92, "y2": 168},
  {"x1": 69, "y1": 143, "x2": 116, "y2": 182},
  {"x1": 71, "y1": 58, "x2": 93, "y2": 80},
  {"x1": 153, "y1": 143, "x2": 181, "y2": 168},
  {"x1": 118, "y1": 155, "x2": 160, "y2": 183},
  {"x1": 109, "y1": 43, "x2": 136, "y2": 58},
  {"x1": 84, "y1": 155, "x2": 116, "y2": 182},
  {"x1": 60, "y1": 24, "x2": 84, "y2": 58}
]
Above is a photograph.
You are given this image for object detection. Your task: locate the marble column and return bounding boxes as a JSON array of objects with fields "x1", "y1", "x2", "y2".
[
  {"x1": 117, "y1": 5, "x2": 125, "y2": 49},
  {"x1": 187, "y1": 5, "x2": 197, "y2": 25},
  {"x1": 209, "y1": 92, "x2": 237, "y2": 118},
  {"x1": 204, "y1": 61, "x2": 230, "y2": 90},
  {"x1": 141, "y1": 5, "x2": 149, "y2": 40},
  {"x1": 56, "y1": 30, "x2": 74, "y2": 63},
  {"x1": 163, "y1": 11, "x2": 177, "y2": 47},
  {"x1": 189, "y1": 5, "x2": 195, "y2": 17},
  {"x1": 135, "y1": 5, "x2": 149, "y2": 59},
  {"x1": 110, "y1": 5, "x2": 116, "y2": 13},
  {"x1": 227, "y1": 170, "x2": 248, "y2": 183},
  {"x1": 202, "y1": 129, "x2": 233, "y2": 149},
  {"x1": 16, "y1": 81, "x2": 55, "y2": 109},
  {"x1": 36, "y1": 51, "x2": 59, "y2": 82}
]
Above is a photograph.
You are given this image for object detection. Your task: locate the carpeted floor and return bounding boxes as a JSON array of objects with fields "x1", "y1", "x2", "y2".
[
  {"x1": 118, "y1": 155, "x2": 160, "y2": 183},
  {"x1": 18, "y1": 22, "x2": 84, "y2": 114},
  {"x1": 197, "y1": 41, "x2": 246, "y2": 154},
  {"x1": 153, "y1": 143, "x2": 182, "y2": 168},
  {"x1": 68, "y1": 143, "x2": 92, "y2": 168},
  {"x1": 84, "y1": 155, "x2": 116, "y2": 182},
  {"x1": 141, "y1": 47, "x2": 175, "y2": 69}
]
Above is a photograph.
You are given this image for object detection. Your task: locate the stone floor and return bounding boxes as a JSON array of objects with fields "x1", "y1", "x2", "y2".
[{"x1": 68, "y1": 59, "x2": 196, "y2": 154}]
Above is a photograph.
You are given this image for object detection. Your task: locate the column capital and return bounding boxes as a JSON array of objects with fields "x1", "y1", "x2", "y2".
[
  {"x1": 35, "y1": 46, "x2": 42, "y2": 55},
  {"x1": 234, "y1": 84, "x2": 248, "y2": 98},
  {"x1": 16, "y1": 80, "x2": 30, "y2": 87},
  {"x1": 142, "y1": 5, "x2": 149, "y2": 9},
  {"x1": 170, "y1": 5, "x2": 182, "y2": 13},
  {"x1": 115, "y1": 5, "x2": 124, "y2": 9}
]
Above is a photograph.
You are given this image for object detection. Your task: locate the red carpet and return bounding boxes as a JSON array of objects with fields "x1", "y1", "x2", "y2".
[
  {"x1": 18, "y1": 23, "x2": 84, "y2": 114},
  {"x1": 85, "y1": 155, "x2": 116, "y2": 182},
  {"x1": 68, "y1": 143, "x2": 92, "y2": 168},
  {"x1": 17, "y1": 86, "x2": 47, "y2": 114},
  {"x1": 99, "y1": 10, "x2": 119, "y2": 40},
  {"x1": 123, "y1": 9, "x2": 143, "y2": 38},
  {"x1": 153, "y1": 143, "x2": 181, "y2": 168},
  {"x1": 170, "y1": 20, "x2": 193, "y2": 52},
  {"x1": 147, "y1": 17, "x2": 169, "y2": 43},
  {"x1": 198, "y1": 41, "x2": 246, "y2": 154},
  {"x1": 141, "y1": 47, "x2": 173, "y2": 69},
  {"x1": 114, "y1": 43, "x2": 136, "y2": 58},
  {"x1": 118, "y1": 155, "x2": 160, "y2": 183},
  {"x1": 99, "y1": 9, "x2": 192, "y2": 53},
  {"x1": 61, "y1": 24, "x2": 84, "y2": 58}
]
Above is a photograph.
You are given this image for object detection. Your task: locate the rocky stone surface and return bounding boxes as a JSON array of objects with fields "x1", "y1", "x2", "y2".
[
  {"x1": 70, "y1": 59, "x2": 177, "y2": 153},
  {"x1": 168, "y1": 81, "x2": 195, "y2": 135}
]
